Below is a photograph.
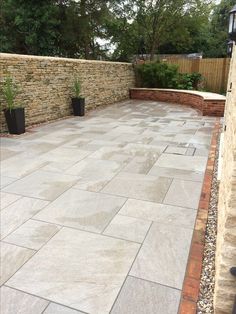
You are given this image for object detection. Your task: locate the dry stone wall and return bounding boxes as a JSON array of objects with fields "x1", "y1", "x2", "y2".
[
  {"x1": 214, "y1": 44, "x2": 236, "y2": 313},
  {"x1": 0, "y1": 53, "x2": 135, "y2": 132}
]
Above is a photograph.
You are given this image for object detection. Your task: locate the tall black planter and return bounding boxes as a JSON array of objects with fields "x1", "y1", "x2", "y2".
[
  {"x1": 4, "y1": 108, "x2": 25, "y2": 135},
  {"x1": 71, "y1": 97, "x2": 85, "y2": 116}
]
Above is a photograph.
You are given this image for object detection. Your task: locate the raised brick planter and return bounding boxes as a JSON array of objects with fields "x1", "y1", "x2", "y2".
[{"x1": 130, "y1": 88, "x2": 226, "y2": 117}]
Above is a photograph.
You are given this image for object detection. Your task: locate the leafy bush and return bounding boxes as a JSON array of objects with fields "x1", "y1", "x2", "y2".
[
  {"x1": 137, "y1": 61, "x2": 179, "y2": 88},
  {"x1": 136, "y1": 61, "x2": 203, "y2": 90},
  {"x1": 177, "y1": 72, "x2": 203, "y2": 90}
]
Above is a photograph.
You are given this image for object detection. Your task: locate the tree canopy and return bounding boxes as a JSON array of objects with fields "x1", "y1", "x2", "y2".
[{"x1": 0, "y1": 0, "x2": 233, "y2": 61}]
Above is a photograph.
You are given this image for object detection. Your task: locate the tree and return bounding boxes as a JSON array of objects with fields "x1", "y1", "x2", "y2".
[
  {"x1": 0, "y1": 0, "x2": 59, "y2": 55},
  {"x1": 135, "y1": 0, "x2": 214, "y2": 60},
  {"x1": 205, "y1": 0, "x2": 235, "y2": 57}
]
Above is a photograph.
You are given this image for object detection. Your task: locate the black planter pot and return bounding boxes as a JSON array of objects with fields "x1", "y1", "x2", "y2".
[
  {"x1": 71, "y1": 97, "x2": 85, "y2": 116},
  {"x1": 4, "y1": 107, "x2": 25, "y2": 135}
]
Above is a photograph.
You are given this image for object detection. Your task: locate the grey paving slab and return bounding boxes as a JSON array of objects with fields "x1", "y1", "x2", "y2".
[
  {"x1": 130, "y1": 223, "x2": 193, "y2": 289},
  {"x1": 4, "y1": 220, "x2": 61, "y2": 250},
  {"x1": 3, "y1": 170, "x2": 78, "y2": 201},
  {"x1": 0, "y1": 176, "x2": 16, "y2": 189},
  {"x1": 148, "y1": 166, "x2": 204, "y2": 182},
  {"x1": 103, "y1": 214, "x2": 151, "y2": 243},
  {"x1": 40, "y1": 147, "x2": 91, "y2": 164},
  {"x1": 44, "y1": 303, "x2": 83, "y2": 314},
  {"x1": 119, "y1": 199, "x2": 197, "y2": 229},
  {"x1": 34, "y1": 189, "x2": 126, "y2": 233},
  {"x1": 165, "y1": 145, "x2": 187, "y2": 155},
  {"x1": 122, "y1": 155, "x2": 158, "y2": 174},
  {"x1": 0, "y1": 148, "x2": 18, "y2": 161},
  {"x1": 0, "y1": 242, "x2": 35, "y2": 285},
  {"x1": 102, "y1": 172, "x2": 172, "y2": 203},
  {"x1": 1, "y1": 197, "x2": 49, "y2": 239},
  {"x1": 67, "y1": 158, "x2": 124, "y2": 192},
  {"x1": 0, "y1": 286, "x2": 49, "y2": 314},
  {"x1": 0, "y1": 155, "x2": 49, "y2": 179},
  {"x1": 7, "y1": 227, "x2": 140, "y2": 314},
  {"x1": 155, "y1": 153, "x2": 208, "y2": 172},
  {"x1": 111, "y1": 276, "x2": 181, "y2": 314},
  {"x1": 0, "y1": 192, "x2": 21, "y2": 210},
  {"x1": 164, "y1": 179, "x2": 202, "y2": 209}
]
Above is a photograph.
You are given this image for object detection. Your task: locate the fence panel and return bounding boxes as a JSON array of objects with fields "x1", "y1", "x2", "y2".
[{"x1": 161, "y1": 57, "x2": 230, "y2": 94}]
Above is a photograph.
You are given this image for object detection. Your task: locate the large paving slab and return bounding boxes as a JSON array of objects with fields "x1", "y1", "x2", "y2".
[
  {"x1": 0, "y1": 197, "x2": 49, "y2": 239},
  {"x1": 102, "y1": 172, "x2": 172, "y2": 203},
  {"x1": 3, "y1": 170, "x2": 78, "y2": 201},
  {"x1": 0, "y1": 286, "x2": 49, "y2": 314},
  {"x1": 34, "y1": 189, "x2": 126, "y2": 233},
  {"x1": 119, "y1": 199, "x2": 197, "y2": 229},
  {"x1": 130, "y1": 223, "x2": 193, "y2": 289},
  {"x1": 0, "y1": 100, "x2": 215, "y2": 313},
  {"x1": 0, "y1": 242, "x2": 35, "y2": 285},
  {"x1": 6, "y1": 227, "x2": 140, "y2": 314},
  {"x1": 111, "y1": 276, "x2": 181, "y2": 314}
]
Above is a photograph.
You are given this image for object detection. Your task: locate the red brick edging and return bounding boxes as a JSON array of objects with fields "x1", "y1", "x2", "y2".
[{"x1": 178, "y1": 119, "x2": 221, "y2": 313}]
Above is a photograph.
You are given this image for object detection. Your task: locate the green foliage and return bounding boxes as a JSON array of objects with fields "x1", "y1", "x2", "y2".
[
  {"x1": 0, "y1": 0, "x2": 232, "y2": 59},
  {"x1": 177, "y1": 72, "x2": 203, "y2": 90},
  {"x1": 2, "y1": 76, "x2": 20, "y2": 111},
  {"x1": 0, "y1": 0, "x2": 59, "y2": 55},
  {"x1": 73, "y1": 78, "x2": 81, "y2": 98},
  {"x1": 137, "y1": 62, "x2": 203, "y2": 90},
  {"x1": 137, "y1": 62, "x2": 179, "y2": 88}
]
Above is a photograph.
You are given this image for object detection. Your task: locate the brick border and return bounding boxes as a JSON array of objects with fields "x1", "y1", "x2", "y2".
[{"x1": 178, "y1": 119, "x2": 221, "y2": 314}]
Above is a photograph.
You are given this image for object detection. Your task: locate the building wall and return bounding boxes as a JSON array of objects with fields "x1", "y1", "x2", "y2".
[
  {"x1": 214, "y1": 44, "x2": 236, "y2": 313},
  {"x1": 0, "y1": 53, "x2": 135, "y2": 132}
]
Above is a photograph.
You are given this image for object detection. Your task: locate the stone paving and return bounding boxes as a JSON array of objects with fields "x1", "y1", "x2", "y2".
[{"x1": 0, "y1": 100, "x2": 216, "y2": 314}]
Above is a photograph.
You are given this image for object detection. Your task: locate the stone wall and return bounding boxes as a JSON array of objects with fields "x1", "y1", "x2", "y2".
[
  {"x1": 130, "y1": 88, "x2": 225, "y2": 117},
  {"x1": 214, "y1": 44, "x2": 236, "y2": 313},
  {"x1": 0, "y1": 53, "x2": 135, "y2": 132}
]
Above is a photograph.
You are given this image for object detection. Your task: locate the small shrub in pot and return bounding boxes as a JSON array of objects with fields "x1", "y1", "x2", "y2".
[
  {"x1": 71, "y1": 78, "x2": 85, "y2": 116},
  {"x1": 2, "y1": 76, "x2": 25, "y2": 135}
]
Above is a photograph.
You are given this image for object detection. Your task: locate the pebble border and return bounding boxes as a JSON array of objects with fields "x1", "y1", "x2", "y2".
[{"x1": 178, "y1": 118, "x2": 221, "y2": 314}]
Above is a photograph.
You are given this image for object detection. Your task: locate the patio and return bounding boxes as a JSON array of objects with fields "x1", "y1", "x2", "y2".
[{"x1": 1, "y1": 99, "x2": 216, "y2": 314}]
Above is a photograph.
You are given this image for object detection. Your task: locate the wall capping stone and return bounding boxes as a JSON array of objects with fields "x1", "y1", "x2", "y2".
[{"x1": 0, "y1": 53, "x2": 132, "y2": 66}]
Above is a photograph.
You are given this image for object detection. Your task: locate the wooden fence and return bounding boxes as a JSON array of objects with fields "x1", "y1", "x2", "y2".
[{"x1": 161, "y1": 58, "x2": 231, "y2": 94}]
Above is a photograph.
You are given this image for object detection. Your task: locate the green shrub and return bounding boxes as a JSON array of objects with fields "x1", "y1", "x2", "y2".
[
  {"x1": 136, "y1": 61, "x2": 203, "y2": 90},
  {"x1": 177, "y1": 72, "x2": 203, "y2": 90},
  {"x1": 137, "y1": 61, "x2": 179, "y2": 89}
]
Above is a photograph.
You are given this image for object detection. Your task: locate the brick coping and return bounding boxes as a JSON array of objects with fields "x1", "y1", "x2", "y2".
[
  {"x1": 130, "y1": 88, "x2": 226, "y2": 101},
  {"x1": 178, "y1": 119, "x2": 221, "y2": 314}
]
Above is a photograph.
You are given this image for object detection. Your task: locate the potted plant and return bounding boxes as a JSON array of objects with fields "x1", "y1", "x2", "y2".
[
  {"x1": 71, "y1": 78, "x2": 85, "y2": 116},
  {"x1": 2, "y1": 76, "x2": 25, "y2": 135}
]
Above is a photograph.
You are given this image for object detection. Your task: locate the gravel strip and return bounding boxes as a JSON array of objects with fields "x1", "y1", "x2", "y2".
[{"x1": 197, "y1": 135, "x2": 220, "y2": 313}]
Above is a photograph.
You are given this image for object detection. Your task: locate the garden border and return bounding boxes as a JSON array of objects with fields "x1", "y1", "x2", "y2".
[{"x1": 178, "y1": 119, "x2": 221, "y2": 313}]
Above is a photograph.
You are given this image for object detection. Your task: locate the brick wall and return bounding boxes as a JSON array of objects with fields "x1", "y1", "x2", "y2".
[
  {"x1": 0, "y1": 53, "x2": 135, "y2": 132},
  {"x1": 214, "y1": 45, "x2": 236, "y2": 313},
  {"x1": 130, "y1": 88, "x2": 225, "y2": 117}
]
